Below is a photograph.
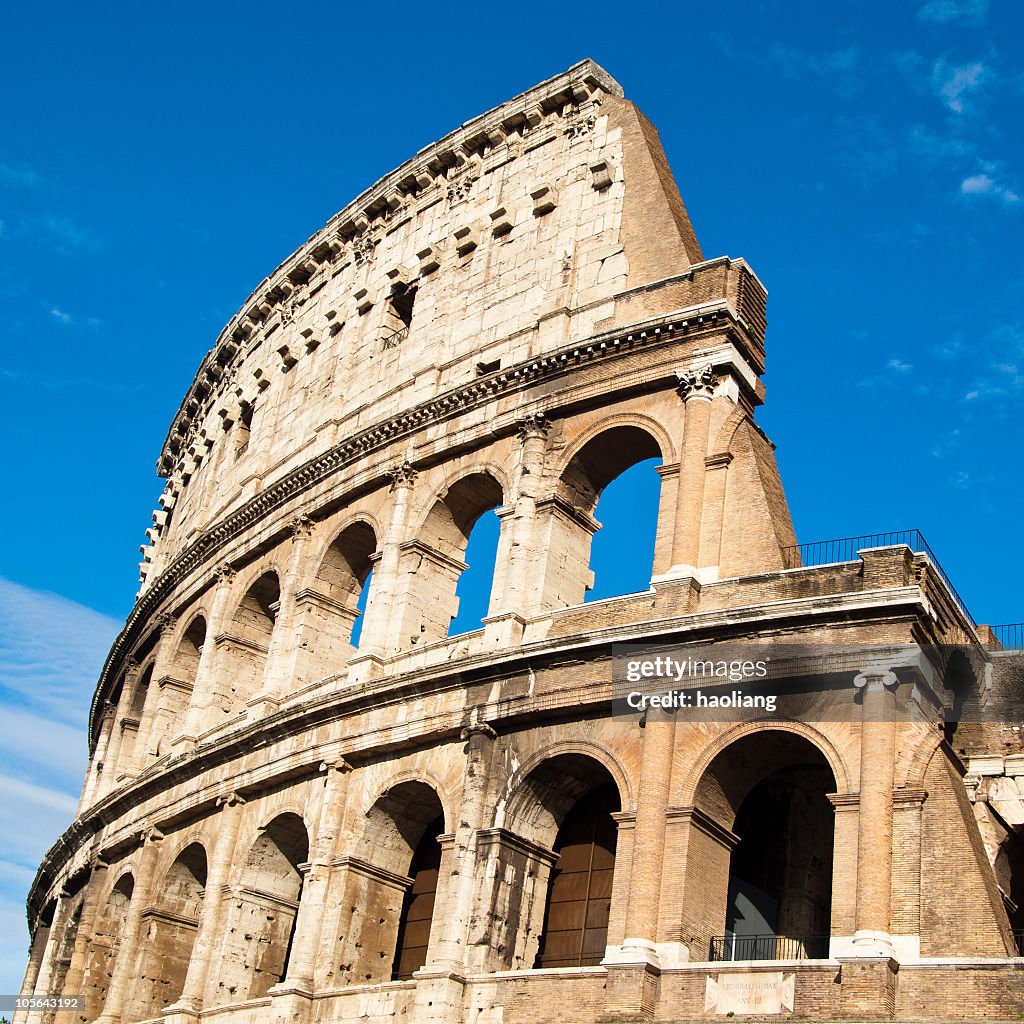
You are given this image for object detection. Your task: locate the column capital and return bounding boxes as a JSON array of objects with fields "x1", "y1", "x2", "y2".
[
  {"x1": 386, "y1": 459, "x2": 418, "y2": 490},
  {"x1": 215, "y1": 790, "x2": 246, "y2": 809},
  {"x1": 289, "y1": 513, "x2": 315, "y2": 539},
  {"x1": 675, "y1": 363, "x2": 720, "y2": 402},
  {"x1": 854, "y1": 666, "x2": 899, "y2": 691},
  {"x1": 214, "y1": 563, "x2": 237, "y2": 585},
  {"x1": 460, "y1": 722, "x2": 497, "y2": 742},
  {"x1": 156, "y1": 611, "x2": 177, "y2": 636},
  {"x1": 319, "y1": 756, "x2": 353, "y2": 774},
  {"x1": 516, "y1": 411, "x2": 550, "y2": 442}
]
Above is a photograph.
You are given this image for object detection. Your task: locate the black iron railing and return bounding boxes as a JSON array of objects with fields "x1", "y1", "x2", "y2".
[
  {"x1": 992, "y1": 624, "x2": 1024, "y2": 651},
  {"x1": 381, "y1": 325, "x2": 410, "y2": 350},
  {"x1": 709, "y1": 933, "x2": 830, "y2": 961},
  {"x1": 782, "y1": 530, "x2": 976, "y2": 628}
]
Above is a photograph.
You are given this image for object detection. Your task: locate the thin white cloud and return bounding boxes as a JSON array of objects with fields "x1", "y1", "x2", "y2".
[
  {"x1": 0, "y1": 579, "x2": 118, "y2": 996},
  {"x1": 50, "y1": 307, "x2": 70, "y2": 323},
  {"x1": 917, "y1": 0, "x2": 988, "y2": 24},
  {"x1": 933, "y1": 60, "x2": 986, "y2": 113},
  {"x1": 908, "y1": 125, "x2": 976, "y2": 161},
  {"x1": 0, "y1": 160, "x2": 47, "y2": 190},
  {"x1": 888, "y1": 359, "x2": 913, "y2": 372},
  {"x1": 960, "y1": 172, "x2": 1021, "y2": 204}
]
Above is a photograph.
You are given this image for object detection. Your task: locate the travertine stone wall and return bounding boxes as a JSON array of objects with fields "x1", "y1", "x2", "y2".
[{"x1": 18, "y1": 60, "x2": 1023, "y2": 1024}]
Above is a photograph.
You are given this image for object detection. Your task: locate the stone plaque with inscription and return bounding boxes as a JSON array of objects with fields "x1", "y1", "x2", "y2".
[{"x1": 704, "y1": 972, "x2": 796, "y2": 1015}]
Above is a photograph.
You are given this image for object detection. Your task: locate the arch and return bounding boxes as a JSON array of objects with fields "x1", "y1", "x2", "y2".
[
  {"x1": 708, "y1": 405, "x2": 749, "y2": 458},
  {"x1": 679, "y1": 721, "x2": 852, "y2": 807},
  {"x1": 130, "y1": 842, "x2": 208, "y2": 1021},
  {"x1": 557, "y1": 413, "x2": 674, "y2": 475},
  {"x1": 543, "y1": 423, "x2": 665, "y2": 608},
  {"x1": 84, "y1": 871, "x2": 134, "y2": 1020},
  {"x1": 400, "y1": 471, "x2": 506, "y2": 644},
  {"x1": 335, "y1": 779, "x2": 447, "y2": 986},
  {"x1": 684, "y1": 728, "x2": 839, "y2": 961},
  {"x1": 303, "y1": 519, "x2": 379, "y2": 663},
  {"x1": 217, "y1": 569, "x2": 281, "y2": 715},
  {"x1": 498, "y1": 740, "x2": 634, "y2": 833},
  {"x1": 212, "y1": 812, "x2": 308, "y2": 1003},
  {"x1": 498, "y1": 752, "x2": 623, "y2": 970}
]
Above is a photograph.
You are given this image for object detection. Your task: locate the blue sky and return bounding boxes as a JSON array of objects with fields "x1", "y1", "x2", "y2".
[{"x1": 2, "y1": 0, "x2": 1022, "y2": 995}]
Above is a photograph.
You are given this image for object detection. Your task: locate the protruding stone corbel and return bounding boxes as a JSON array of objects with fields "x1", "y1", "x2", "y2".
[
  {"x1": 319, "y1": 756, "x2": 353, "y2": 775},
  {"x1": 216, "y1": 791, "x2": 246, "y2": 810},
  {"x1": 460, "y1": 722, "x2": 497, "y2": 742}
]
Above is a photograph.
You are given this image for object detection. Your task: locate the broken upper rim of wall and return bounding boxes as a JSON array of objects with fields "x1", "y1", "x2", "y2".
[{"x1": 157, "y1": 58, "x2": 624, "y2": 479}]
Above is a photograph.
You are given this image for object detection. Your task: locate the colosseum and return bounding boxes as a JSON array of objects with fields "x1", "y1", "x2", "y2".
[{"x1": 17, "y1": 59, "x2": 1024, "y2": 1024}]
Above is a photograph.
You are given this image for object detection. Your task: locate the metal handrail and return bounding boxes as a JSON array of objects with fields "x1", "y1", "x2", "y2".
[
  {"x1": 709, "y1": 933, "x2": 830, "y2": 961},
  {"x1": 991, "y1": 624, "x2": 1024, "y2": 651},
  {"x1": 782, "y1": 529, "x2": 976, "y2": 628}
]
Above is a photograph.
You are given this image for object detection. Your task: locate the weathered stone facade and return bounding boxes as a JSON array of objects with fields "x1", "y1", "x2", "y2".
[{"x1": 18, "y1": 60, "x2": 1024, "y2": 1024}]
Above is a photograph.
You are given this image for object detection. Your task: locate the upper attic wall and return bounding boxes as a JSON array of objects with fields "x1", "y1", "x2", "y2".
[{"x1": 141, "y1": 61, "x2": 724, "y2": 587}]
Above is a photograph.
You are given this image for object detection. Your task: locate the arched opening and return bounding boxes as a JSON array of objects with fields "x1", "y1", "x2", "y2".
[
  {"x1": 553, "y1": 426, "x2": 663, "y2": 607},
  {"x1": 131, "y1": 843, "x2": 207, "y2": 1021},
  {"x1": 535, "y1": 783, "x2": 619, "y2": 968},
  {"x1": 151, "y1": 615, "x2": 207, "y2": 756},
  {"x1": 303, "y1": 521, "x2": 377, "y2": 672},
  {"x1": 392, "y1": 815, "x2": 444, "y2": 979},
  {"x1": 220, "y1": 571, "x2": 280, "y2": 714},
  {"x1": 122, "y1": 663, "x2": 154, "y2": 773},
  {"x1": 213, "y1": 813, "x2": 308, "y2": 1002},
  {"x1": 689, "y1": 730, "x2": 837, "y2": 961},
  {"x1": 449, "y1": 508, "x2": 500, "y2": 635},
  {"x1": 84, "y1": 872, "x2": 134, "y2": 1020},
  {"x1": 46, "y1": 896, "x2": 80, "y2": 1004},
  {"x1": 491, "y1": 754, "x2": 623, "y2": 971},
  {"x1": 337, "y1": 781, "x2": 446, "y2": 986},
  {"x1": 401, "y1": 473, "x2": 504, "y2": 645}
]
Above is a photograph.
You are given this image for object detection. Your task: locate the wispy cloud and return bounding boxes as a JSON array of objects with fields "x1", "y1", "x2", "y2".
[
  {"x1": 917, "y1": 0, "x2": 988, "y2": 24},
  {"x1": 932, "y1": 60, "x2": 987, "y2": 113},
  {"x1": 50, "y1": 307, "x2": 70, "y2": 323},
  {"x1": 908, "y1": 124, "x2": 977, "y2": 161},
  {"x1": 960, "y1": 171, "x2": 1020, "y2": 204},
  {"x1": 888, "y1": 358, "x2": 914, "y2": 372},
  {"x1": 0, "y1": 160, "x2": 48, "y2": 190},
  {"x1": 0, "y1": 578, "x2": 119, "y2": 995}
]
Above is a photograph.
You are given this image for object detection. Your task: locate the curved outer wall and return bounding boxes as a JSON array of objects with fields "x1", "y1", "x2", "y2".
[{"x1": 17, "y1": 60, "x2": 1024, "y2": 1024}]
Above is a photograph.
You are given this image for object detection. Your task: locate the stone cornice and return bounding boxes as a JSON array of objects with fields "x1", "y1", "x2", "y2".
[
  {"x1": 158, "y1": 59, "x2": 622, "y2": 478},
  {"x1": 92, "y1": 303, "x2": 743, "y2": 742}
]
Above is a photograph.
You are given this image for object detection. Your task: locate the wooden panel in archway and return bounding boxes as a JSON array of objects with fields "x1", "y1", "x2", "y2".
[
  {"x1": 392, "y1": 816, "x2": 444, "y2": 980},
  {"x1": 536, "y1": 784, "x2": 618, "y2": 968}
]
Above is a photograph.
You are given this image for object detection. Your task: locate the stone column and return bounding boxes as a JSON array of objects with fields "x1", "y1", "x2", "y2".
[
  {"x1": 484, "y1": 414, "x2": 549, "y2": 645},
  {"x1": 429, "y1": 723, "x2": 497, "y2": 968},
  {"x1": 80, "y1": 707, "x2": 115, "y2": 810},
  {"x1": 93, "y1": 828, "x2": 163, "y2": 1024},
  {"x1": 102, "y1": 660, "x2": 140, "y2": 789},
  {"x1": 61, "y1": 860, "x2": 108, "y2": 1024},
  {"x1": 175, "y1": 566, "x2": 236, "y2": 749},
  {"x1": 852, "y1": 665, "x2": 898, "y2": 953},
  {"x1": 668, "y1": 365, "x2": 719, "y2": 578},
  {"x1": 272, "y1": 758, "x2": 352, "y2": 994},
  {"x1": 164, "y1": 793, "x2": 247, "y2": 1021},
  {"x1": 14, "y1": 907, "x2": 53, "y2": 1024},
  {"x1": 837, "y1": 665, "x2": 900, "y2": 1020},
  {"x1": 353, "y1": 461, "x2": 416, "y2": 668},
  {"x1": 131, "y1": 612, "x2": 177, "y2": 770},
  {"x1": 604, "y1": 708, "x2": 675, "y2": 1021},
  {"x1": 250, "y1": 515, "x2": 316, "y2": 717}
]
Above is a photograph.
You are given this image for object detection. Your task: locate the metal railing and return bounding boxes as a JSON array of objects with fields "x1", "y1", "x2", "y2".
[
  {"x1": 992, "y1": 624, "x2": 1024, "y2": 651},
  {"x1": 1014, "y1": 929, "x2": 1024, "y2": 955},
  {"x1": 709, "y1": 933, "x2": 830, "y2": 961},
  {"x1": 380, "y1": 325, "x2": 410, "y2": 350},
  {"x1": 782, "y1": 529, "x2": 976, "y2": 628}
]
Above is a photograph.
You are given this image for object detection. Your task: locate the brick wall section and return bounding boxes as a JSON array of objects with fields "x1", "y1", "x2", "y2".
[{"x1": 920, "y1": 747, "x2": 1015, "y2": 956}]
